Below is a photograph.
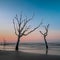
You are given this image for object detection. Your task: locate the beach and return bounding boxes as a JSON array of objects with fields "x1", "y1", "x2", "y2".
[
  {"x1": 0, "y1": 43, "x2": 60, "y2": 55},
  {"x1": 0, "y1": 50, "x2": 60, "y2": 60}
]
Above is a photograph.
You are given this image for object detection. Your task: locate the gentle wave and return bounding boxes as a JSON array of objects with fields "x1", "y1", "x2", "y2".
[{"x1": 0, "y1": 43, "x2": 60, "y2": 55}]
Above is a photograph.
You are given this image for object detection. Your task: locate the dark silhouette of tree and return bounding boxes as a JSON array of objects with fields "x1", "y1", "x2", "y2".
[
  {"x1": 39, "y1": 24, "x2": 49, "y2": 50},
  {"x1": 13, "y1": 13, "x2": 42, "y2": 51}
]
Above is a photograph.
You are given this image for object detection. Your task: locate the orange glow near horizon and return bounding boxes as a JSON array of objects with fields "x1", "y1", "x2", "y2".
[
  {"x1": 47, "y1": 30, "x2": 60, "y2": 41},
  {"x1": 0, "y1": 30, "x2": 60, "y2": 43}
]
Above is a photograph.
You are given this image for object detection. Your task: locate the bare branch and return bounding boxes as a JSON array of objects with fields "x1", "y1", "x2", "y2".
[
  {"x1": 40, "y1": 24, "x2": 49, "y2": 36},
  {"x1": 20, "y1": 15, "x2": 34, "y2": 33},
  {"x1": 13, "y1": 19, "x2": 18, "y2": 36},
  {"x1": 21, "y1": 13, "x2": 34, "y2": 24},
  {"x1": 44, "y1": 24, "x2": 49, "y2": 35},
  {"x1": 47, "y1": 24, "x2": 49, "y2": 29},
  {"x1": 20, "y1": 12, "x2": 22, "y2": 21},
  {"x1": 20, "y1": 25, "x2": 30, "y2": 37},
  {"x1": 40, "y1": 31, "x2": 44, "y2": 35},
  {"x1": 19, "y1": 12, "x2": 22, "y2": 25},
  {"x1": 23, "y1": 23, "x2": 42, "y2": 36},
  {"x1": 13, "y1": 12, "x2": 43, "y2": 37},
  {"x1": 15, "y1": 14, "x2": 19, "y2": 24}
]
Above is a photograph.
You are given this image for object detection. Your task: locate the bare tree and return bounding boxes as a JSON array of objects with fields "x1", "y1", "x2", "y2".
[
  {"x1": 13, "y1": 13, "x2": 42, "y2": 51},
  {"x1": 39, "y1": 24, "x2": 49, "y2": 50}
]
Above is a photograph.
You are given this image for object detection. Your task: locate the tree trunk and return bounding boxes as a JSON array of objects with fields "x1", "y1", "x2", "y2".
[
  {"x1": 44, "y1": 37, "x2": 48, "y2": 49},
  {"x1": 15, "y1": 36, "x2": 20, "y2": 51}
]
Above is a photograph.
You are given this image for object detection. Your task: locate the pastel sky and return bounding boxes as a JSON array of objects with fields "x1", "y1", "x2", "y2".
[{"x1": 0, "y1": 0, "x2": 60, "y2": 43}]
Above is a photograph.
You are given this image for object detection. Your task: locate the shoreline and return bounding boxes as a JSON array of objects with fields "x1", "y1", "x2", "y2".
[{"x1": 0, "y1": 50, "x2": 60, "y2": 60}]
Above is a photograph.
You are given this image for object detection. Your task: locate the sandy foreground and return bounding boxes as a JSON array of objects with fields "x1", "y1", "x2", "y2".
[{"x1": 0, "y1": 50, "x2": 60, "y2": 60}]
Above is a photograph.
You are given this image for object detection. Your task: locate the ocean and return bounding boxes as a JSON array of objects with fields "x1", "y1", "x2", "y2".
[{"x1": 0, "y1": 43, "x2": 60, "y2": 55}]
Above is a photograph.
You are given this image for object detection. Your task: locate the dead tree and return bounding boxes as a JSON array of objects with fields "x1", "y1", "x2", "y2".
[
  {"x1": 13, "y1": 13, "x2": 42, "y2": 51},
  {"x1": 40, "y1": 24, "x2": 49, "y2": 50}
]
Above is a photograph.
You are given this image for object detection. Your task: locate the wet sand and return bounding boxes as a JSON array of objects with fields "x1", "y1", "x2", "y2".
[{"x1": 0, "y1": 50, "x2": 60, "y2": 60}]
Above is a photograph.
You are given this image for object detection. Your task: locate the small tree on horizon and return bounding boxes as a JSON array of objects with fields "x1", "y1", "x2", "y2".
[
  {"x1": 13, "y1": 13, "x2": 42, "y2": 51},
  {"x1": 39, "y1": 24, "x2": 49, "y2": 50}
]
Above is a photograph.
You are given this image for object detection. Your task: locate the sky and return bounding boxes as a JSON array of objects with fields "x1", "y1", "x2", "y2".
[{"x1": 0, "y1": 0, "x2": 60, "y2": 43}]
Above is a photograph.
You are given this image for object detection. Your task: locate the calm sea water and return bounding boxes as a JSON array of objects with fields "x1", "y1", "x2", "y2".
[{"x1": 0, "y1": 43, "x2": 60, "y2": 55}]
